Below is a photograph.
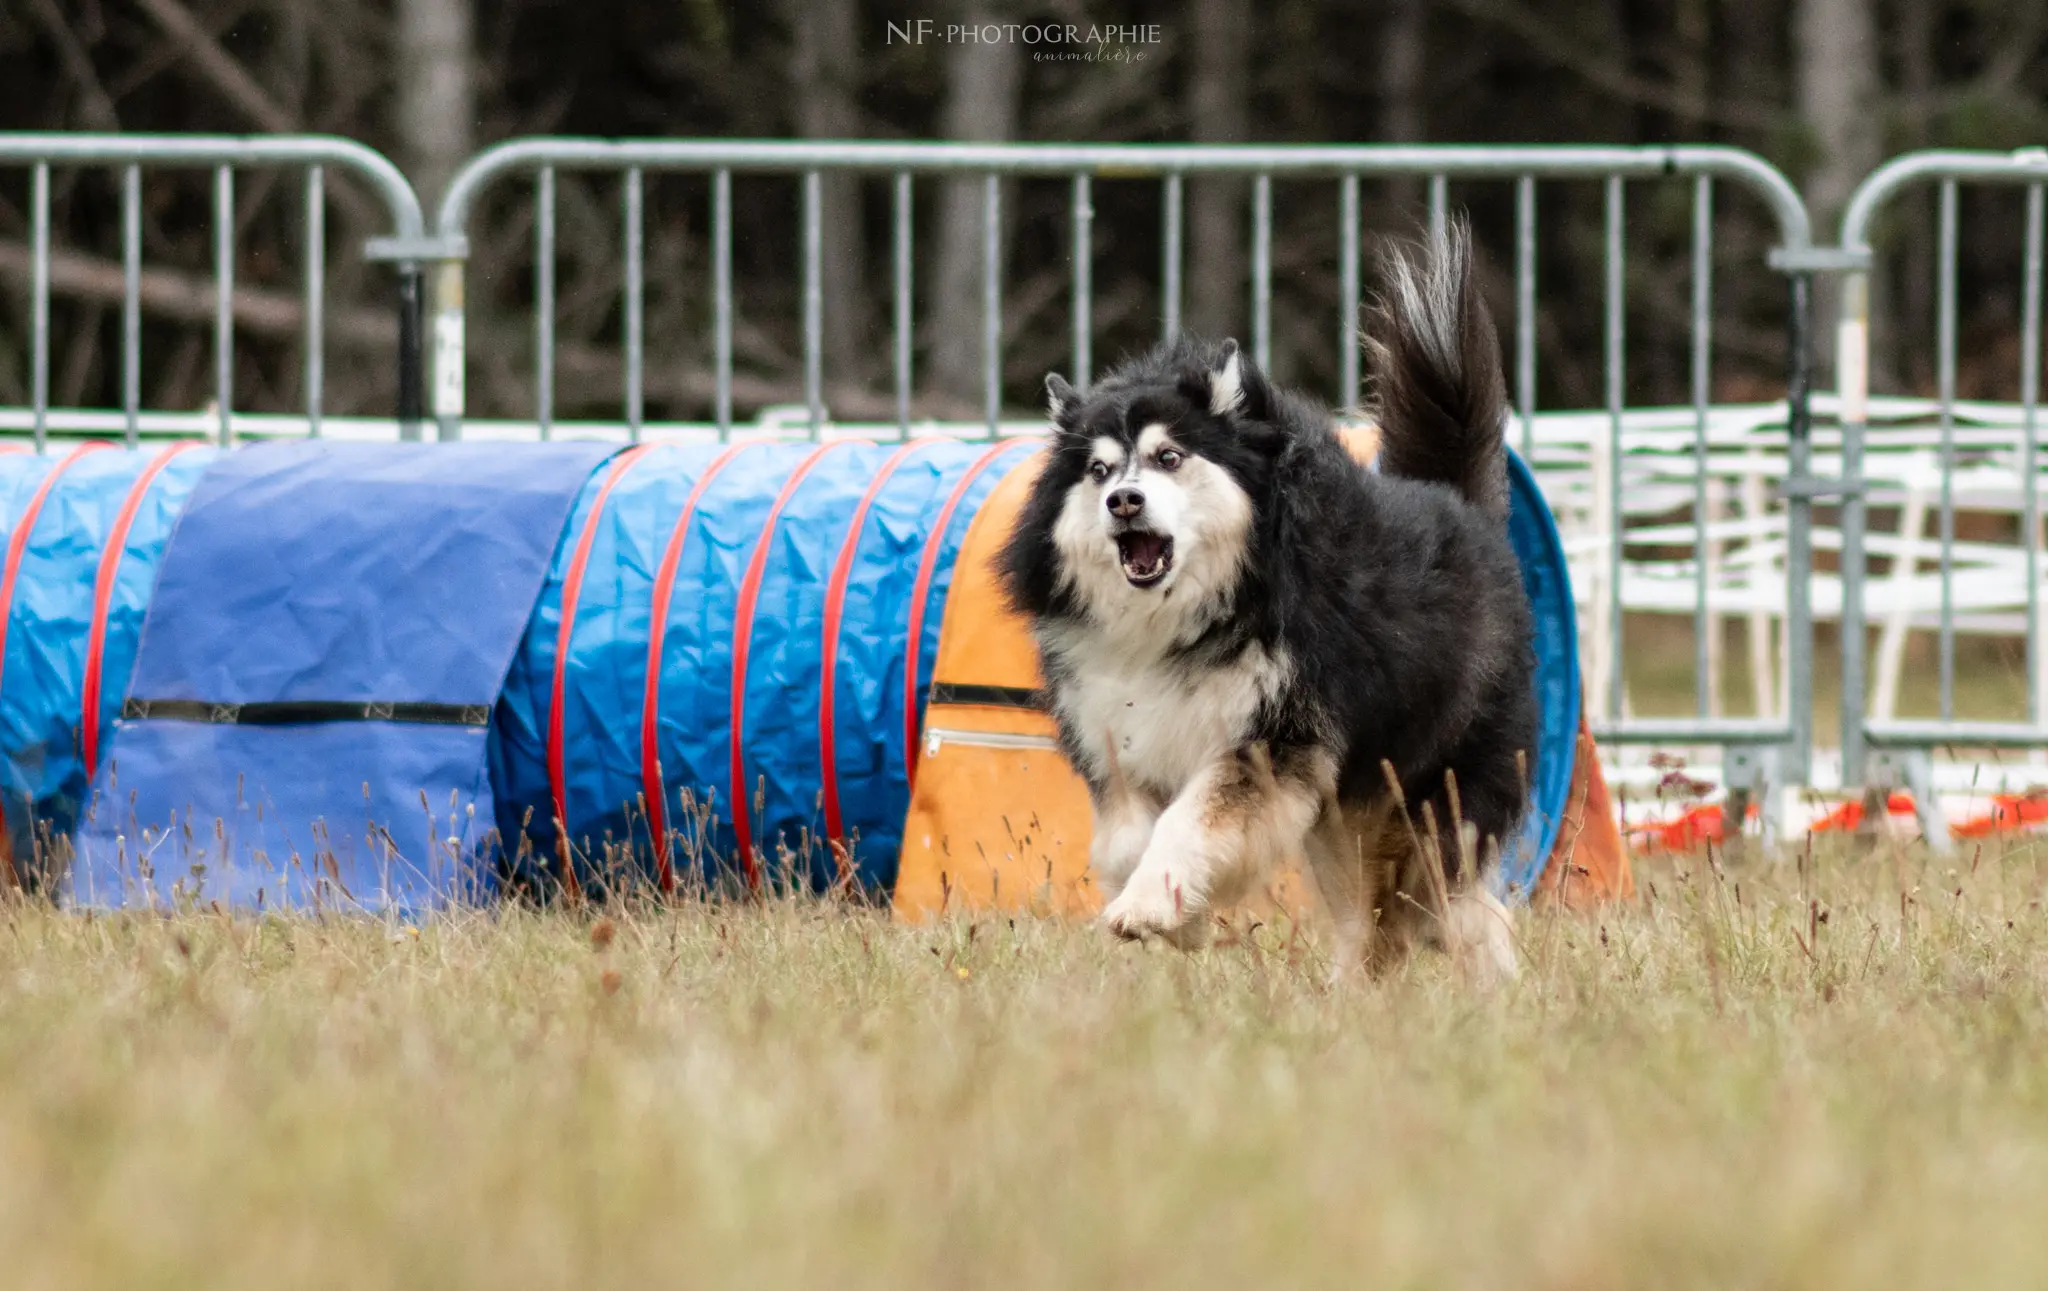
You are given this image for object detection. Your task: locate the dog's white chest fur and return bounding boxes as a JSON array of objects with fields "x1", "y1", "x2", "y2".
[{"x1": 1044, "y1": 628, "x2": 1291, "y2": 797}]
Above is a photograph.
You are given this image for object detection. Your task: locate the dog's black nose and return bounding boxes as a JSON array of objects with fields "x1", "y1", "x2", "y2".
[{"x1": 1106, "y1": 487, "x2": 1145, "y2": 519}]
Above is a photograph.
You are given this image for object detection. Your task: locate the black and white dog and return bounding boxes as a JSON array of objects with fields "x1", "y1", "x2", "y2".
[{"x1": 997, "y1": 223, "x2": 1535, "y2": 978}]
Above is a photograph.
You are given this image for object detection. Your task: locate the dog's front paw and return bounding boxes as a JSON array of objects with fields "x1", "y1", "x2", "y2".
[{"x1": 1099, "y1": 866, "x2": 1209, "y2": 948}]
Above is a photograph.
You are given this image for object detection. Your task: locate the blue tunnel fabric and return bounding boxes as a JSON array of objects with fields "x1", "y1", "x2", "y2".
[
  {"x1": 70, "y1": 440, "x2": 614, "y2": 910},
  {"x1": 492, "y1": 441, "x2": 774, "y2": 890},
  {"x1": 1503, "y1": 448, "x2": 1582, "y2": 897},
  {"x1": 0, "y1": 446, "x2": 214, "y2": 866},
  {"x1": 0, "y1": 450, "x2": 62, "y2": 862},
  {"x1": 492, "y1": 440, "x2": 1029, "y2": 895}
]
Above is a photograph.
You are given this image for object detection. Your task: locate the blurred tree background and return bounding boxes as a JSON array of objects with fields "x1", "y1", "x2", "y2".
[{"x1": 1, "y1": 0, "x2": 2044, "y2": 423}]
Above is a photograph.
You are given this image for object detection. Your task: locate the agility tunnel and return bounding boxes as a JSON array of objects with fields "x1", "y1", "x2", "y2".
[{"x1": 0, "y1": 434, "x2": 1625, "y2": 913}]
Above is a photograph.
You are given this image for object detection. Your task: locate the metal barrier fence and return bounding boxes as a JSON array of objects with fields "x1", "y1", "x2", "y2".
[
  {"x1": 1835, "y1": 148, "x2": 2048, "y2": 835},
  {"x1": 61, "y1": 133, "x2": 2048, "y2": 797},
  {"x1": 0, "y1": 134, "x2": 430, "y2": 446},
  {"x1": 426, "y1": 139, "x2": 1825, "y2": 781}
]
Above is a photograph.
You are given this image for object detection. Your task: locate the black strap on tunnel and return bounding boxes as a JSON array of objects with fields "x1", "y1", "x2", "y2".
[
  {"x1": 926, "y1": 683, "x2": 1045, "y2": 712},
  {"x1": 122, "y1": 698, "x2": 493, "y2": 728}
]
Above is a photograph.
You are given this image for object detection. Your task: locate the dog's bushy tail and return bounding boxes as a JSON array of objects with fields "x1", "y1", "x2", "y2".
[{"x1": 1365, "y1": 219, "x2": 1510, "y2": 521}]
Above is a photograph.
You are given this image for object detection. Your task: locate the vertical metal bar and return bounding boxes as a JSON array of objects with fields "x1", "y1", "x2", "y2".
[
  {"x1": 30, "y1": 163, "x2": 48, "y2": 455},
  {"x1": 894, "y1": 171, "x2": 912, "y2": 438},
  {"x1": 1785, "y1": 270, "x2": 1816, "y2": 780},
  {"x1": 1839, "y1": 265, "x2": 1871, "y2": 784},
  {"x1": 625, "y1": 167, "x2": 644, "y2": 443},
  {"x1": 803, "y1": 169, "x2": 823, "y2": 441},
  {"x1": 1516, "y1": 175, "x2": 1536, "y2": 460},
  {"x1": 1605, "y1": 175, "x2": 1626, "y2": 723},
  {"x1": 1338, "y1": 174, "x2": 1359, "y2": 409},
  {"x1": 983, "y1": 172, "x2": 1002, "y2": 438},
  {"x1": 1428, "y1": 173, "x2": 1448, "y2": 243},
  {"x1": 1252, "y1": 173, "x2": 1272, "y2": 370},
  {"x1": 2024, "y1": 184, "x2": 2044, "y2": 727},
  {"x1": 714, "y1": 168, "x2": 733, "y2": 440},
  {"x1": 396, "y1": 265, "x2": 423, "y2": 441},
  {"x1": 214, "y1": 165, "x2": 233, "y2": 447},
  {"x1": 1162, "y1": 173, "x2": 1183, "y2": 342},
  {"x1": 1937, "y1": 179, "x2": 1958, "y2": 720},
  {"x1": 432, "y1": 261, "x2": 467, "y2": 443},
  {"x1": 1071, "y1": 173, "x2": 1092, "y2": 393},
  {"x1": 535, "y1": 167, "x2": 555, "y2": 441},
  {"x1": 303, "y1": 166, "x2": 324, "y2": 438},
  {"x1": 123, "y1": 164, "x2": 142, "y2": 448},
  {"x1": 1692, "y1": 175, "x2": 1714, "y2": 718}
]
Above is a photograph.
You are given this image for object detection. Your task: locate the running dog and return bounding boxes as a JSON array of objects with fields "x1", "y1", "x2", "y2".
[{"x1": 996, "y1": 221, "x2": 1535, "y2": 979}]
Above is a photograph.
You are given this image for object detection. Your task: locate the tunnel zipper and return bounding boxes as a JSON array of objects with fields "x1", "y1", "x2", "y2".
[{"x1": 922, "y1": 726, "x2": 1061, "y2": 758}]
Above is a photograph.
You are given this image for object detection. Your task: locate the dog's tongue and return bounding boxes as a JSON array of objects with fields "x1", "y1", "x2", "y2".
[{"x1": 1120, "y1": 532, "x2": 1166, "y2": 575}]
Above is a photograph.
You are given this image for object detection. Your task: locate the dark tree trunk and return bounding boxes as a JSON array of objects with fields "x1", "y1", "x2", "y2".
[
  {"x1": 929, "y1": 3, "x2": 1024, "y2": 404},
  {"x1": 783, "y1": 0, "x2": 868, "y2": 394},
  {"x1": 1185, "y1": 0, "x2": 1250, "y2": 342},
  {"x1": 1796, "y1": 0, "x2": 1882, "y2": 382},
  {"x1": 395, "y1": 0, "x2": 475, "y2": 209},
  {"x1": 1380, "y1": 0, "x2": 1426, "y2": 145}
]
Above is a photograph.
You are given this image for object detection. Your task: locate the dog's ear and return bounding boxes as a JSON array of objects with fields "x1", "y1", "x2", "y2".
[
  {"x1": 1207, "y1": 341, "x2": 1244, "y2": 416},
  {"x1": 1044, "y1": 372, "x2": 1078, "y2": 424},
  {"x1": 1207, "y1": 339, "x2": 1269, "y2": 421}
]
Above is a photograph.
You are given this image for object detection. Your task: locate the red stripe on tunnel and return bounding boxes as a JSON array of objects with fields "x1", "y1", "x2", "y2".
[
  {"x1": 80, "y1": 441, "x2": 204, "y2": 776},
  {"x1": 902, "y1": 439, "x2": 1038, "y2": 789},
  {"x1": 818, "y1": 438, "x2": 940, "y2": 850},
  {"x1": 642, "y1": 442, "x2": 759, "y2": 892},
  {"x1": 547, "y1": 443, "x2": 658, "y2": 898},
  {"x1": 728, "y1": 441, "x2": 855, "y2": 886}
]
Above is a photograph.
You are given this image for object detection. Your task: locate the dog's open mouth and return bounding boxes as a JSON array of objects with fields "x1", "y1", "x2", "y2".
[{"x1": 1115, "y1": 531, "x2": 1174, "y2": 588}]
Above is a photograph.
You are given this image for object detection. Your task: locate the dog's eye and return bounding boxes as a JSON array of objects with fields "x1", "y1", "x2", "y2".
[
  {"x1": 1088, "y1": 461, "x2": 1111, "y2": 483},
  {"x1": 1157, "y1": 449, "x2": 1183, "y2": 470}
]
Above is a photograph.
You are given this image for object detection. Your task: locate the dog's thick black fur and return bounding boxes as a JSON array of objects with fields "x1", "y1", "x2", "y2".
[{"x1": 998, "y1": 222, "x2": 1536, "y2": 911}]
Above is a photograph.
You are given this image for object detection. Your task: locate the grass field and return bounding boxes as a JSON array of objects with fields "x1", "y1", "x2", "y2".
[{"x1": 3, "y1": 834, "x2": 2047, "y2": 1289}]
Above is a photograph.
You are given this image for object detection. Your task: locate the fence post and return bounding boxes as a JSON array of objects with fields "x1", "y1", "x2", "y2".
[
  {"x1": 1837, "y1": 265, "x2": 1871, "y2": 788},
  {"x1": 434, "y1": 259, "x2": 467, "y2": 442},
  {"x1": 396, "y1": 263, "x2": 424, "y2": 441},
  {"x1": 1784, "y1": 268, "x2": 1815, "y2": 785}
]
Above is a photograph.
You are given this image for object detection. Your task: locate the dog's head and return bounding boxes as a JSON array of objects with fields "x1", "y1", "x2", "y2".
[{"x1": 1017, "y1": 338, "x2": 1287, "y2": 629}]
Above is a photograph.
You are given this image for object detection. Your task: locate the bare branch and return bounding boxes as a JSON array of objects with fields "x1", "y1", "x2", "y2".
[
  {"x1": 1442, "y1": 0, "x2": 1777, "y2": 132},
  {"x1": 22, "y1": 0, "x2": 122, "y2": 131},
  {"x1": 0, "y1": 240, "x2": 987, "y2": 424},
  {"x1": 0, "y1": 240, "x2": 390, "y2": 347},
  {"x1": 132, "y1": 0, "x2": 297, "y2": 132}
]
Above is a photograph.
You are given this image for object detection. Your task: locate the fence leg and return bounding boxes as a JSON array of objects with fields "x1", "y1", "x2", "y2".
[
  {"x1": 1783, "y1": 270, "x2": 1815, "y2": 786},
  {"x1": 1838, "y1": 267, "x2": 1872, "y2": 791},
  {"x1": 397, "y1": 263, "x2": 425, "y2": 442},
  {"x1": 433, "y1": 259, "x2": 466, "y2": 442},
  {"x1": 1723, "y1": 744, "x2": 1786, "y2": 857},
  {"x1": 1900, "y1": 752, "x2": 1952, "y2": 854},
  {"x1": 1869, "y1": 750, "x2": 1952, "y2": 854}
]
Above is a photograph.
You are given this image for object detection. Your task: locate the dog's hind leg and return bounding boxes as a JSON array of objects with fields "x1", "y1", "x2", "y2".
[
  {"x1": 1445, "y1": 882, "x2": 1517, "y2": 983},
  {"x1": 1387, "y1": 817, "x2": 1519, "y2": 984},
  {"x1": 1443, "y1": 836, "x2": 1518, "y2": 984},
  {"x1": 1100, "y1": 744, "x2": 1331, "y2": 947},
  {"x1": 1425, "y1": 765, "x2": 1523, "y2": 984},
  {"x1": 1301, "y1": 797, "x2": 1403, "y2": 982}
]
